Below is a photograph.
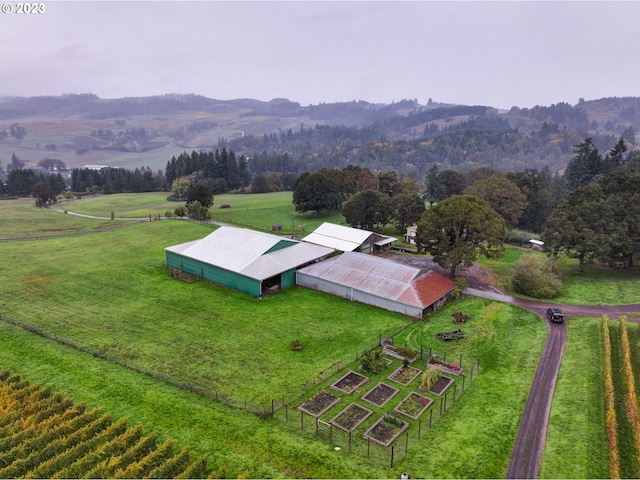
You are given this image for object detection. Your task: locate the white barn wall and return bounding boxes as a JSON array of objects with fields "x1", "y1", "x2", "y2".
[{"x1": 296, "y1": 272, "x2": 423, "y2": 318}]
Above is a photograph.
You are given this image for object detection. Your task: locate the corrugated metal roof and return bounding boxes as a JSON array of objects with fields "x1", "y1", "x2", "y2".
[
  {"x1": 166, "y1": 226, "x2": 333, "y2": 280},
  {"x1": 297, "y1": 252, "x2": 455, "y2": 309},
  {"x1": 241, "y1": 242, "x2": 334, "y2": 280},
  {"x1": 301, "y1": 222, "x2": 394, "y2": 251},
  {"x1": 301, "y1": 232, "x2": 362, "y2": 252}
]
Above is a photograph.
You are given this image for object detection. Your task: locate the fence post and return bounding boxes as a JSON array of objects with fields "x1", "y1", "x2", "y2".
[
  {"x1": 405, "y1": 431, "x2": 409, "y2": 452},
  {"x1": 391, "y1": 445, "x2": 395, "y2": 468},
  {"x1": 453, "y1": 384, "x2": 457, "y2": 402},
  {"x1": 462, "y1": 375, "x2": 466, "y2": 391},
  {"x1": 429, "y1": 409, "x2": 433, "y2": 428},
  {"x1": 418, "y1": 418, "x2": 421, "y2": 439},
  {"x1": 444, "y1": 392, "x2": 447, "y2": 411}
]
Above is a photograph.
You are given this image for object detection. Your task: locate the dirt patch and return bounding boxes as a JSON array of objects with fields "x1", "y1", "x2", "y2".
[
  {"x1": 362, "y1": 382, "x2": 399, "y2": 407},
  {"x1": 380, "y1": 252, "x2": 501, "y2": 293},
  {"x1": 298, "y1": 390, "x2": 340, "y2": 417},
  {"x1": 331, "y1": 371, "x2": 368, "y2": 394}
]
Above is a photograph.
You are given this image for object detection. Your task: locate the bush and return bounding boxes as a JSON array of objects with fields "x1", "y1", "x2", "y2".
[
  {"x1": 450, "y1": 277, "x2": 468, "y2": 299},
  {"x1": 512, "y1": 253, "x2": 562, "y2": 298},
  {"x1": 360, "y1": 349, "x2": 384, "y2": 375}
]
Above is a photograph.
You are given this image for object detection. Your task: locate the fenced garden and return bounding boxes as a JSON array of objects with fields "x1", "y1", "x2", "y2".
[{"x1": 276, "y1": 339, "x2": 480, "y2": 467}]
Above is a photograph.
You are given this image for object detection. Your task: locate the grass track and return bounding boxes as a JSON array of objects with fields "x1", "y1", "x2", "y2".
[{"x1": 540, "y1": 316, "x2": 608, "y2": 478}]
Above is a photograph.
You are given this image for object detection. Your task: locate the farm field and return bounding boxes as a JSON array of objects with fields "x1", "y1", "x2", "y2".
[{"x1": 0, "y1": 194, "x2": 630, "y2": 477}]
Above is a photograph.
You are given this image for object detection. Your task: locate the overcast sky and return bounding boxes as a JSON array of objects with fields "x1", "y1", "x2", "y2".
[{"x1": 1, "y1": 1, "x2": 639, "y2": 109}]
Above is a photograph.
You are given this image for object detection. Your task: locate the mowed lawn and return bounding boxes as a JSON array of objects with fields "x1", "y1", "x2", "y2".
[{"x1": 0, "y1": 218, "x2": 409, "y2": 405}]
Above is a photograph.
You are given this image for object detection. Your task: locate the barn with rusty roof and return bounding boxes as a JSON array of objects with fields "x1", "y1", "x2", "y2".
[
  {"x1": 296, "y1": 251, "x2": 456, "y2": 318},
  {"x1": 165, "y1": 226, "x2": 334, "y2": 298}
]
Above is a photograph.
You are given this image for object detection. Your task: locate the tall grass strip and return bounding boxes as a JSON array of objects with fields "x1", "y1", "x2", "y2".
[
  {"x1": 603, "y1": 315, "x2": 621, "y2": 478},
  {"x1": 620, "y1": 315, "x2": 640, "y2": 476}
]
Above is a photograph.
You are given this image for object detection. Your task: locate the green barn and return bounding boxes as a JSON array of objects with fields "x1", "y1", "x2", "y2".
[{"x1": 165, "y1": 226, "x2": 334, "y2": 298}]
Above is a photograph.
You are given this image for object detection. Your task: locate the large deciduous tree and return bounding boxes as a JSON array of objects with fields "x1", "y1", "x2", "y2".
[
  {"x1": 507, "y1": 169, "x2": 554, "y2": 233},
  {"x1": 415, "y1": 195, "x2": 507, "y2": 276},
  {"x1": 342, "y1": 190, "x2": 390, "y2": 230},
  {"x1": 391, "y1": 192, "x2": 426, "y2": 234},
  {"x1": 464, "y1": 177, "x2": 527, "y2": 228},
  {"x1": 292, "y1": 172, "x2": 342, "y2": 216}
]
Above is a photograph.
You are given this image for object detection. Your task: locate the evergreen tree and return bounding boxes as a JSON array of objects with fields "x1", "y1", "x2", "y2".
[{"x1": 565, "y1": 137, "x2": 604, "y2": 191}]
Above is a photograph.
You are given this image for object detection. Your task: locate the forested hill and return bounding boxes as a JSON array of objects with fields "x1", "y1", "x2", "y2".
[{"x1": 0, "y1": 94, "x2": 638, "y2": 176}]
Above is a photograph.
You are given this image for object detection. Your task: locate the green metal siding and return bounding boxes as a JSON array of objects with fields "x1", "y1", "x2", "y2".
[
  {"x1": 166, "y1": 251, "x2": 261, "y2": 297},
  {"x1": 281, "y1": 269, "x2": 296, "y2": 289},
  {"x1": 264, "y1": 239, "x2": 297, "y2": 254}
]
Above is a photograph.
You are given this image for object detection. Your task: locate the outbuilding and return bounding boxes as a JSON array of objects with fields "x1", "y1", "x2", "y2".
[
  {"x1": 302, "y1": 222, "x2": 395, "y2": 254},
  {"x1": 296, "y1": 252, "x2": 456, "y2": 318},
  {"x1": 166, "y1": 226, "x2": 334, "y2": 298}
]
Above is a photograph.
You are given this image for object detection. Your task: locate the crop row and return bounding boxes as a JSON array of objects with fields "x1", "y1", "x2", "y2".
[
  {"x1": 602, "y1": 315, "x2": 620, "y2": 478},
  {"x1": 0, "y1": 369, "x2": 212, "y2": 478}
]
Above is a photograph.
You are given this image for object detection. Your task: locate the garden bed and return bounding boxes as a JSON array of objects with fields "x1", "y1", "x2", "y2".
[
  {"x1": 427, "y1": 356, "x2": 465, "y2": 376},
  {"x1": 361, "y1": 382, "x2": 399, "y2": 407},
  {"x1": 329, "y1": 403, "x2": 374, "y2": 432},
  {"x1": 382, "y1": 345, "x2": 417, "y2": 363},
  {"x1": 298, "y1": 390, "x2": 341, "y2": 417},
  {"x1": 394, "y1": 392, "x2": 433, "y2": 420},
  {"x1": 331, "y1": 370, "x2": 369, "y2": 394},
  {"x1": 387, "y1": 365, "x2": 422, "y2": 386},
  {"x1": 422, "y1": 375, "x2": 454, "y2": 396},
  {"x1": 363, "y1": 413, "x2": 409, "y2": 447}
]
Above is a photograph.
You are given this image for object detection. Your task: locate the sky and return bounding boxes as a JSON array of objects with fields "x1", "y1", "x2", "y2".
[{"x1": 1, "y1": 1, "x2": 640, "y2": 109}]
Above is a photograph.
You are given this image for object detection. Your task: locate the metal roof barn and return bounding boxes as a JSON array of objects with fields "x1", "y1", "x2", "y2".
[
  {"x1": 302, "y1": 222, "x2": 395, "y2": 254},
  {"x1": 296, "y1": 252, "x2": 456, "y2": 318},
  {"x1": 165, "y1": 226, "x2": 333, "y2": 297}
]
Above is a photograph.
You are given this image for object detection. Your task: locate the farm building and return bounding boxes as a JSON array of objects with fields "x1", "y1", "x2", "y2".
[
  {"x1": 301, "y1": 222, "x2": 396, "y2": 254},
  {"x1": 296, "y1": 252, "x2": 456, "y2": 318},
  {"x1": 165, "y1": 226, "x2": 334, "y2": 298}
]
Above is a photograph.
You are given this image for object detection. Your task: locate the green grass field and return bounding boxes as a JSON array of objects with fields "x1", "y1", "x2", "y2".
[
  {"x1": 479, "y1": 246, "x2": 640, "y2": 306},
  {"x1": 0, "y1": 194, "x2": 628, "y2": 477},
  {"x1": 53, "y1": 191, "x2": 351, "y2": 236}
]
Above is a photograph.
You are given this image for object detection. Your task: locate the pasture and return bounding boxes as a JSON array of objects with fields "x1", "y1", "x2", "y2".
[
  {"x1": 0, "y1": 194, "x2": 626, "y2": 477},
  {"x1": 54, "y1": 191, "x2": 349, "y2": 236}
]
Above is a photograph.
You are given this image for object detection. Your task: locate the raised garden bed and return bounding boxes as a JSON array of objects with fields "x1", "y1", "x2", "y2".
[
  {"x1": 427, "y1": 356, "x2": 465, "y2": 376},
  {"x1": 331, "y1": 370, "x2": 368, "y2": 394},
  {"x1": 394, "y1": 392, "x2": 433, "y2": 420},
  {"x1": 382, "y1": 345, "x2": 418, "y2": 363},
  {"x1": 363, "y1": 413, "x2": 409, "y2": 447},
  {"x1": 387, "y1": 365, "x2": 422, "y2": 386},
  {"x1": 329, "y1": 402, "x2": 374, "y2": 432},
  {"x1": 421, "y1": 375, "x2": 454, "y2": 396},
  {"x1": 361, "y1": 382, "x2": 399, "y2": 407},
  {"x1": 298, "y1": 390, "x2": 341, "y2": 417}
]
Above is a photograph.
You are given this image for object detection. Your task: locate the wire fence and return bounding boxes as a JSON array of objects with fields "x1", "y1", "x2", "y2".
[{"x1": 273, "y1": 357, "x2": 480, "y2": 467}]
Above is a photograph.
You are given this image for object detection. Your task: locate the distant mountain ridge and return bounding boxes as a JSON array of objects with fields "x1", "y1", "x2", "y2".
[{"x1": 0, "y1": 93, "x2": 638, "y2": 176}]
